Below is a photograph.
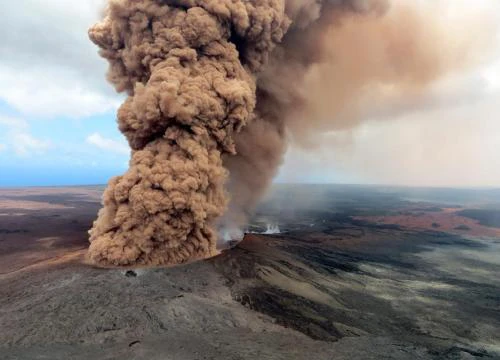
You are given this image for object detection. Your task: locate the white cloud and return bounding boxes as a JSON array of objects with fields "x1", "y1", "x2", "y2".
[
  {"x1": 0, "y1": 0, "x2": 120, "y2": 118},
  {"x1": 0, "y1": 66, "x2": 121, "y2": 118},
  {"x1": 0, "y1": 115, "x2": 28, "y2": 130},
  {"x1": 11, "y1": 133, "x2": 51, "y2": 156},
  {"x1": 86, "y1": 133, "x2": 129, "y2": 155},
  {"x1": 482, "y1": 58, "x2": 500, "y2": 91},
  {"x1": 0, "y1": 0, "x2": 499, "y2": 187},
  {"x1": 0, "y1": 115, "x2": 51, "y2": 156}
]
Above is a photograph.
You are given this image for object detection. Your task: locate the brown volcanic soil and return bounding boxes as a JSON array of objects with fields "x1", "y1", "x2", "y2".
[
  {"x1": 355, "y1": 206, "x2": 500, "y2": 238},
  {"x1": 0, "y1": 187, "x2": 101, "y2": 275},
  {"x1": 1, "y1": 186, "x2": 500, "y2": 359}
]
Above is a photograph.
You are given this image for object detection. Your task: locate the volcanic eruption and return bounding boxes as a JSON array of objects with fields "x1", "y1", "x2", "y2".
[{"x1": 87, "y1": 0, "x2": 488, "y2": 267}]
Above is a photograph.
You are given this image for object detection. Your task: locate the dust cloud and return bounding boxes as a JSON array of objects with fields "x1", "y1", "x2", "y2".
[{"x1": 87, "y1": 0, "x2": 490, "y2": 267}]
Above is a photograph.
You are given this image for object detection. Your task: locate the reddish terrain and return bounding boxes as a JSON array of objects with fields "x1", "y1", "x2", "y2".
[
  {"x1": 355, "y1": 206, "x2": 500, "y2": 238},
  {"x1": 1, "y1": 185, "x2": 499, "y2": 359}
]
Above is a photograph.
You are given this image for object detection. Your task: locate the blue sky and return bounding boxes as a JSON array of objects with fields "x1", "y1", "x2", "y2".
[
  {"x1": 1, "y1": 0, "x2": 500, "y2": 187},
  {"x1": 0, "y1": 1, "x2": 129, "y2": 186},
  {"x1": 0, "y1": 100, "x2": 128, "y2": 186}
]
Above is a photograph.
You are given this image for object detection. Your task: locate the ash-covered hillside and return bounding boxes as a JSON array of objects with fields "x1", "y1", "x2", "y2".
[{"x1": 1, "y1": 185, "x2": 500, "y2": 359}]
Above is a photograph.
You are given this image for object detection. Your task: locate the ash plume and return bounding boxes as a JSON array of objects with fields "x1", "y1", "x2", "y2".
[{"x1": 88, "y1": 0, "x2": 486, "y2": 267}]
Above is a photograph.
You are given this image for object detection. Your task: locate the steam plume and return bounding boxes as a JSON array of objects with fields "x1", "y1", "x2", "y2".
[{"x1": 88, "y1": 0, "x2": 487, "y2": 267}]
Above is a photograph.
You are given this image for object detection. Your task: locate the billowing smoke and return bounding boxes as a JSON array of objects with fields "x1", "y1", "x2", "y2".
[{"x1": 87, "y1": 0, "x2": 488, "y2": 267}]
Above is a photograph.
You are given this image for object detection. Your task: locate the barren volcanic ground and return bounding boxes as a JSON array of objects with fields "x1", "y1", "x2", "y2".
[{"x1": 1, "y1": 185, "x2": 500, "y2": 359}]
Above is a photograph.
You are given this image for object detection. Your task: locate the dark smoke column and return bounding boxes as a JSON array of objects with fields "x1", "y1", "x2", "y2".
[{"x1": 87, "y1": 0, "x2": 289, "y2": 267}]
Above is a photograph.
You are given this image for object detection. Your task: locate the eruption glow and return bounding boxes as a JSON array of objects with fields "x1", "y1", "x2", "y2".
[{"x1": 87, "y1": 0, "x2": 490, "y2": 267}]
